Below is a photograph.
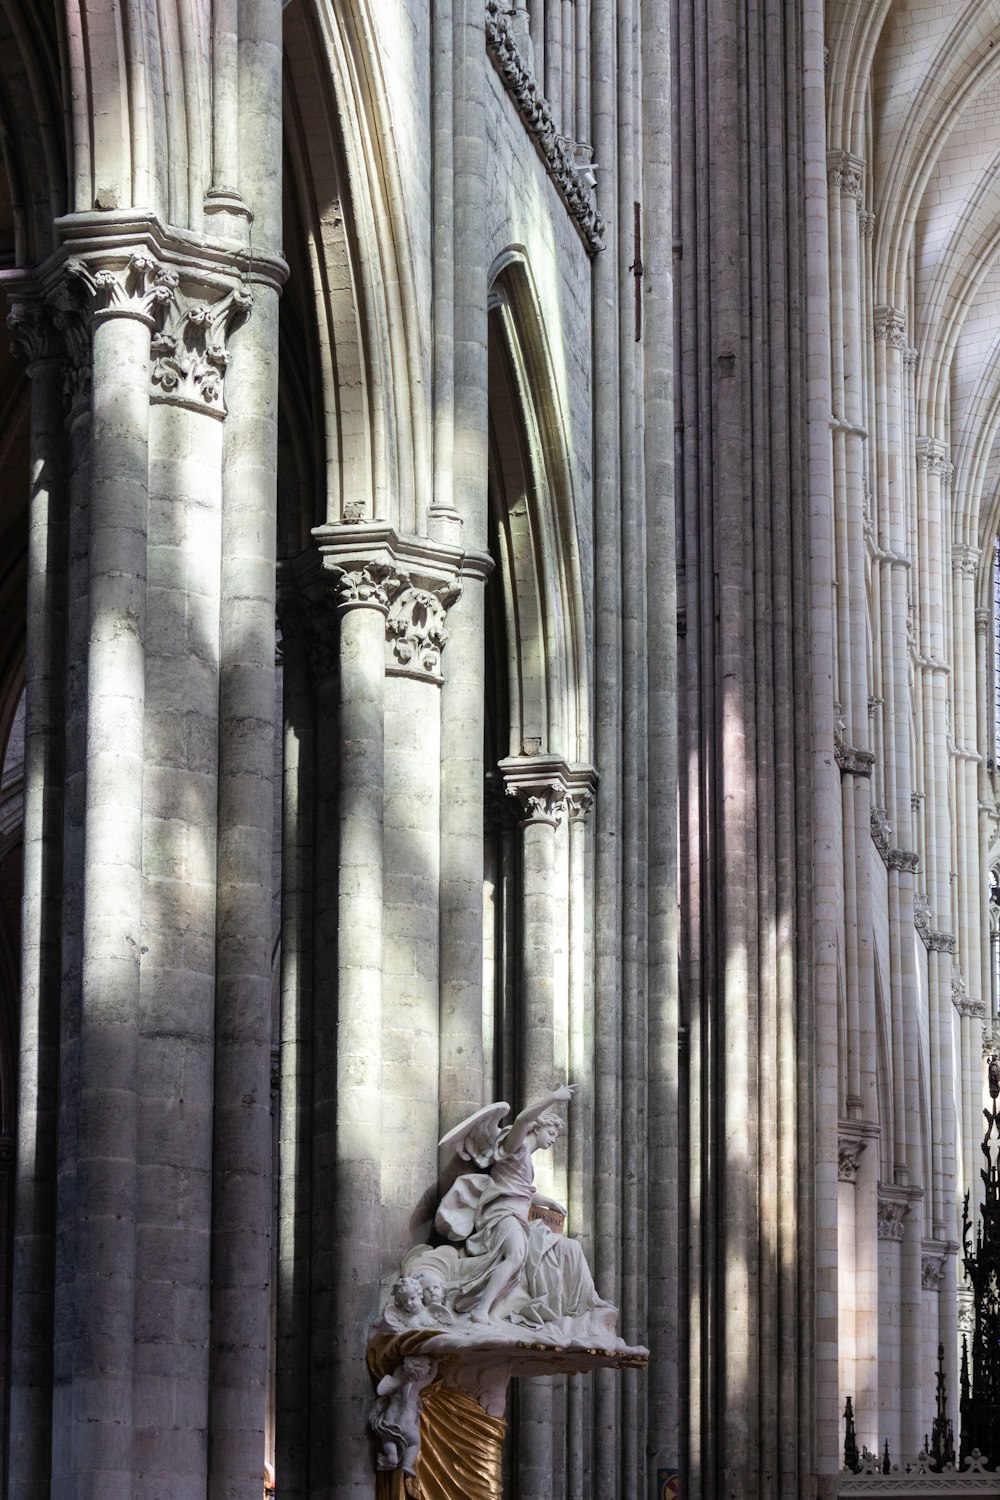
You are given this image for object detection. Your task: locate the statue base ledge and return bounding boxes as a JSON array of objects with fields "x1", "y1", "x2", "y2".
[{"x1": 368, "y1": 1326, "x2": 648, "y2": 1383}]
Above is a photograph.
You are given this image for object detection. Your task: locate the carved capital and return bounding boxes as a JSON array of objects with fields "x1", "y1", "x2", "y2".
[
  {"x1": 877, "y1": 1188, "x2": 910, "y2": 1241},
  {"x1": 834, "y1": 734, "x2": 875, "y2": 777},
  {"x1": 839, "y1": 1119, "x2": 879, "y2": 1184},
  {"x1": 953, "y1": 973, "x2": 986, "y2": 1017},
  {"x1": 921, "y1": 1251, "x2": 946, "y2": 1291},
  {"x1": 511, "y1": 783, "x2": 568, "y2": 827},
  {"x1": 498, "y1": 754, "x2": 574, "y2": 828},
  {"x1": 873, "y1": 305, "x2": 907, "y2": 350},
  {"x1": 888, "y1": 847, "x2": 920, "y2": 874},
  {"x1": 827, "y1": 150, "x2": 865, "y2": 206},
  {"x1": 976, "y1": 607, "x2": 990, "y2": 636},
  {"x1": 952, "y1": 542, "x2": 981, "y2": 577},
  {"x1": 385, "y1": 582, "x2": 461, "y2": 682},
  {"x1": 871, "y1": 807, "x2": 891, "y2": 861},
  {"x1": 859, "y1": 209, "x2": 877, "y2": 238},
  {"x1": 328, "y1": 561, "x2": 409, "y2": 616},
  {"x1": 66, "y1": 250, "x2": 178, "y2": 328},
  {"x1": 484, "y1": 772, "x2": 522, "y2": 835},
  {"x1": 7, "y1": 299, "x2": 61, "y2": 366},
  {"x1": 839, "y1": 1136, "x2": 868, "y2": 1183},
  {"x1": 916, "y1": 437, "x2": 952, "y2": 478},
  {"x1": 150, "y1": 283, "x2": 253, "y2": 416},
  {"x1": 275, "y1": 592, "x2": 339, "y2": 682},
  {"x1": 567, "y1": 787, "x2": 595, "y2": 822}
]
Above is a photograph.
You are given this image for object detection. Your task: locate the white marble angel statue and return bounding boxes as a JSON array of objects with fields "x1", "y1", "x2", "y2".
[{"x1": 435, "y1": 1084, "x2": 619, "y2": 1343}]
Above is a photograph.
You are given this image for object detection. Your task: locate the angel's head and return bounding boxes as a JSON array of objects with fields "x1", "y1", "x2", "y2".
[
  {"x1": 419, "y1": 1271, "x2": 447, "y2": 1306},
  {"x1": 532, "y1": 1109, "x2": 565, "y2": 1151},
  {"x1": 392, "y1": 1276, "x2": 424, "y2": 1316}
]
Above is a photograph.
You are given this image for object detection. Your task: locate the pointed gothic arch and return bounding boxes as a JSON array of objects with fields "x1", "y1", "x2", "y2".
[
  {"x1": 281, "y1": 0, "x2": 430, "y2": 537},
  {"x1": 486, "y1": 250, "x2": 590, "y2": 768}
]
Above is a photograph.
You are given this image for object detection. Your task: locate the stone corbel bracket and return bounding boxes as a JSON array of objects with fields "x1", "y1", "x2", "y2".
[{"x1": 483, "y1": 0, "x2": 605, "y2": 255}]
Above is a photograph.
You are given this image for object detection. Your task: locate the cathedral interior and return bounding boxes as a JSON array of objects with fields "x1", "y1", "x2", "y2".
[{"x1": 4, "y1": 1, "x2": 1000, "y2": 1497}]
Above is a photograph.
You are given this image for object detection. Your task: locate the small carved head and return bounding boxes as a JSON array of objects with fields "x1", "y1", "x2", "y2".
[
  {"x1": 419, "y1": 1273, "x2": 447, "y2": 1306},
  {"x1": 392, "y1": 1276, "x2": 424, "y2": 1316}
]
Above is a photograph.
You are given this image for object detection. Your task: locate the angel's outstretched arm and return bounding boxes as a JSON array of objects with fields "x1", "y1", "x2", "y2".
[{"x1": 505, "y1": 1084, "x2": 574, "y2": 1156}]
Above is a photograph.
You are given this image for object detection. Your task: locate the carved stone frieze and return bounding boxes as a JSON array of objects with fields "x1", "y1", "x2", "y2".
[
  {"x1": 484, "y1": 0, "x2": 605, "y2": 254},
  {"x1": 874, "y1": 305, "x2": 907, "y2": 350},
  {"x1": 386, "y1": 582, "x2": 461, "y2": 682},
  {"x1": 150, "y1": 284, "x2": 253, "y2": 416}
]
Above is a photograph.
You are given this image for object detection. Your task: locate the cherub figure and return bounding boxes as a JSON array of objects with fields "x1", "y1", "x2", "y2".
[
  {"x1": 401, "y1": 1244, "x2": 458, "y2": 1326},
  {"x1": 369, "y1": 1355, "x2": 436, "y2": 1473},
  {"x1": 435, "y1": 1085, "x2": 617, "y2": 1340},
  {"x1": 381, "y1": 1275, "x2": 436, "y2": 1333}
]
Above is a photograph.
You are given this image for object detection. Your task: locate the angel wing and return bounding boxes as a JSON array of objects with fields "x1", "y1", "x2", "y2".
[{"x1": 438, "y1": 1101, "x2": 510, "y2": 1168}]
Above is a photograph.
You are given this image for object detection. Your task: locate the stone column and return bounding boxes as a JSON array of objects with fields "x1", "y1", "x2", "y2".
[
  {"x1": 51, "y1": 303, "x2": 93, "y2": 1494},
  {"x1": 274, "y1": 586, "x2": 318, "y2": 1500},
  {"x1": 877, "y1": 1188, "x2": 910, "y2": 1460},
  {"x1": 566, "y1": 786, "x2": 595, "y2": 1499},
  {"x1": 208, "y1": 271, "x2": 283, "y2": 1499},
  {"x1": 6, "y1": 298, "x2": 69, "y2": 1499},
  {"x1": 382, "y1": 579, "x2": 459, "y2": 1249},
  {"x1": 57, "y1": 250, "x2": 175, "y2": 1499},
  {"x1": 438, "y1": 561, "x2": 492, "y2": 1141},
  {"x1": 137, "y1": 277, "x2": 252, "y2": 1499},
  {"x1": 325, "y1": 559, "x2": 395, "y2": 1500},
  {"x1": 498, "y1": 755, "x2": 576, "y2": 1500}
]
